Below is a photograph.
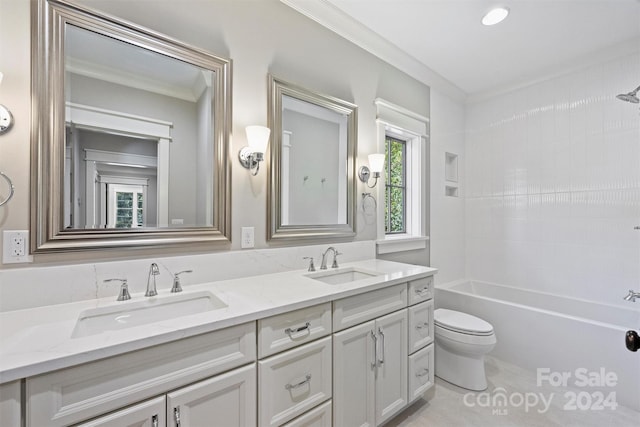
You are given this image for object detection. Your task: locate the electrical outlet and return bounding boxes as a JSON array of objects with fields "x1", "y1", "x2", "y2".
[
  {"x1": 3, "y1": 230, "x2": 33, "y2": 264},
  {"x1": 241, "y1": 227, "x2": 255, "y2": 249}
]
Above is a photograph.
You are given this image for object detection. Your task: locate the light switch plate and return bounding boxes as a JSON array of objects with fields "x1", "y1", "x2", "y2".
[{"x1": 3, "y1": 230, "x2": 34, "y2": 264}]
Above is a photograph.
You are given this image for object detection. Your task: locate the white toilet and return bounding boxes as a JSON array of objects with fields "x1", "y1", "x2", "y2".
[{"x1": 434, "y1": 308, "x2": 496, "y2": 391}]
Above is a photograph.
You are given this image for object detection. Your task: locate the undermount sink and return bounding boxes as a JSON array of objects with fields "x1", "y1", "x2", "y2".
[
  {"x1": 71, "y1": 291, "x2": 227, "y2": 338},
  {"x1": 305, "y1": 267, "x2": 382, "y2": 285}
]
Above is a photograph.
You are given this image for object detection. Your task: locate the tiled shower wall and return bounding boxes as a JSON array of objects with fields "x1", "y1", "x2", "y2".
[{"x1": 464, "y1": 50, "x2": 640, "y2": 306}]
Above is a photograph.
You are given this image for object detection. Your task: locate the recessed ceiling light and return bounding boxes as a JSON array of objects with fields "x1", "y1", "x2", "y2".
[{"x1": 482, "y1": 7, "x2": 510, "y2": 26}]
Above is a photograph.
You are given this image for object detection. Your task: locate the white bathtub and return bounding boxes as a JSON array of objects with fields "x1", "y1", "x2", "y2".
[{"x1": 436, "y1": 280, "x2": 640, "y2": 411}]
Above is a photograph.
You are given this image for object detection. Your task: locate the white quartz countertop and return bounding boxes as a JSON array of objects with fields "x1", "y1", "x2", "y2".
[{"x1": 0, "y1": 259, "x2": 436, "y2": 383}]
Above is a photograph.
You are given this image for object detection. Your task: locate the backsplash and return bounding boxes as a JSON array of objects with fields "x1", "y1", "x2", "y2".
[{"x1": 0, "y1": 241, "x2": 374, "y2": 312}]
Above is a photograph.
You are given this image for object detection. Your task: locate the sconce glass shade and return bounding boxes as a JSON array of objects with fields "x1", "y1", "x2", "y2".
[
  {"x1": 368, "y1": 153, "x2": 385, "y2": 174},
  {"x1": 246, "y1": 125, "x2": 270, "y2": 154}
]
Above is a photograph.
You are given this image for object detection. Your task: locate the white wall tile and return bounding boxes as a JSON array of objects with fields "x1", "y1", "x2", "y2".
[{"x1": 464, "y1": 49, "x2": 640, "y2": 306}]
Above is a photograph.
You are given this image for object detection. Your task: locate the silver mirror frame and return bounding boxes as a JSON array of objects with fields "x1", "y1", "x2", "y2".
[
  {"x1": 31, "y1": 0, "x2": 232, "y2": 253},
  {"x1": 267, "y1": 75, "x2": 357, "y2": 242}
]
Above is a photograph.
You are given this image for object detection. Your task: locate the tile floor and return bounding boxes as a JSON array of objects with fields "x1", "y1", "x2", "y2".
[{"x1": 386, "y1": 356, "x2": 639, "y2": 427}]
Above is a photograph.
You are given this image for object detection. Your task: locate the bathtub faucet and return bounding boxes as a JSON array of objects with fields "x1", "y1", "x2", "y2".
[{"x1": 623, "y1": 290, "x2": 640, "y2": 302}]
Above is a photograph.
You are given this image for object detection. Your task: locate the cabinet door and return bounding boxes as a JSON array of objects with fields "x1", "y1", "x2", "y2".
[
  {"x1": 375, "y1": 309, "x2": 408, "y2": 426},
  {"x1": 333, "y1": 320, "x2": 376, "y2": 427},
  {"x1": 76, "y1": 396, "x2": 165, "y2": 427},
  {"x1": 167, "y1": 363, "x2": 256, "y2": 427},
  {"x1": 0, "y1": 381, "x2": 21, "y2": 427}
]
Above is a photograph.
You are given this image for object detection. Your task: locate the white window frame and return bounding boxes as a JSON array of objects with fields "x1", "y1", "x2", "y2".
[
  {"x1": 374, "y1": 98, "x2": 429, "y2": 254},
  {"x1": 108, "y1": 183, "x2": 146, "y2": 228}
]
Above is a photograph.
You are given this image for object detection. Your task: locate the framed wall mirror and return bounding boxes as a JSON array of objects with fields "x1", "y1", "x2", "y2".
[
  {"x1": 267, "y1": 75, "x2": 357, "y2": 241},
  {"x1": 31, "y1": 0, "x2": 231, "y2": 252}
]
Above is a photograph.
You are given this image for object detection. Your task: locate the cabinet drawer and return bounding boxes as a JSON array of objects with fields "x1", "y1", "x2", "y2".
[
  {"x1": 27, "y1": 322, "x2": 256, "y2": 427},
  {"x1": 281, "y1": 400, "x2": 332, "y2": 427},
  {"x1": 408, "y1": 300, "x2": 434, "y2": 353},
  {"x1": 258, "y1": 337, "x2": 332, "y2": 427},
  {"x1": 75, "y1": 396, "x2": 166, "y2": 427},
  {"x1": 408, "y1": 276, "x2": 434, "y2": 305},
  {"x1": 408, "y1": 343, "x2": 434, "y2": 403},
  {"x1": 333, "y1": 283, "x2": 407, "y2": 332},
  {"x1": 259, "y1": 303, "x2": 332, "y2": 358}
]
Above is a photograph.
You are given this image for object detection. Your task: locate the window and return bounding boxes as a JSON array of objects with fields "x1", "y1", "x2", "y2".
[
  {"x1": 385, "y1": 135, "x2": 407, "y2": 234},
  {"x1": 374, "y1": 98, "x2": 429, "y2": 254},
  {"x1": 108, "y1": 184, "x2": 145, "y2": 228}
]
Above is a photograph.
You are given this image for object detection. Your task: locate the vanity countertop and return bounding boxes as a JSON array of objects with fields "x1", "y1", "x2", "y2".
[{"x1": 0, "y1": 259, "x2": 436, "y2": 383}]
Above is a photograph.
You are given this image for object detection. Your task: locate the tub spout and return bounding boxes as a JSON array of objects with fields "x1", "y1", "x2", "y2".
[{"x1": 623, "y1": 290, "x2": 640, "y2": 302}]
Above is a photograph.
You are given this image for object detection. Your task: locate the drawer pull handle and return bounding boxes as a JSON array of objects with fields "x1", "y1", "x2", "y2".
[
  {"x1": 151, "y1": 414, "x2": 159, "y2": 427},
  {"x1": 285, "y1": 322, "x2": 311, "y2": 337},
  {"x1": 174, "y1": 406, "x2": 181, "y2": 427},
  {"x1": 378, "y1": 327, "x2": 385, "y2": 365},
  {"x1": 416, "y1": 368, "x2": 429, "y2": 378},
  {"x1": 415, "y1": 322, "x2": 429, "y2": 330},
  {"x1": 371, "y1": 330, "x2": 378, "y2": 368},
  {"x1": 415, "y1": 287, "x2": 430, "y2": 296},
  {"x1": 285, "y1": 374, "x2": 312, "y2": 390}
]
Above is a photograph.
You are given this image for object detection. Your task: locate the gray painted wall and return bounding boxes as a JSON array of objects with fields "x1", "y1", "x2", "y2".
[{"x1": 1, "y1": 0, "x2": 430, "y2": 268}]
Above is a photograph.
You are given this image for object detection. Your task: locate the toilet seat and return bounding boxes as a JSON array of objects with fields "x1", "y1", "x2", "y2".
[{"x1": 435, "y1": 308, "x2": 494, "y2": 336}]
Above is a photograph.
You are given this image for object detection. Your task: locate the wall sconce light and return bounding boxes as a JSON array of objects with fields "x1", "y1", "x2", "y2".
[
  {"x1": 0, "y1": 72, "x2": 14, "y2": 135},
  {"x1": 358, "y1": 153, "x2": 385, "y2": 188},
  {"x1": 238, "y1": 125, "x2": 270, "y2": 176}
]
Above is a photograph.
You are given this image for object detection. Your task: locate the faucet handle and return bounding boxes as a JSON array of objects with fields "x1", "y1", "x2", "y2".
[
  {"x1": 303, "y1": 257, "x2": 316, "y2": 272},
  {"x1": 104, "y1": 278, "x2": 131, "y2": 301},
  {"x1": 171, "y1": 270, "x2": 193, "y2": 293},
  {"x1": 332, "y1": 251, "x2": 342, "y2": 269}
]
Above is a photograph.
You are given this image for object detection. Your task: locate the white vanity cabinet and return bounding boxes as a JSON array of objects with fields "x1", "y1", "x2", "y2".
[
  {"x1": 0, "y1": 381, "x2": 21, "y2": 427},
  {"x1": 332, "y1": 276, "x2": 435, "y2": 426},
  {"x1": 26, "y1": 322, "x2": 256, "y2": 427},
  {"x1": 166, "y1": 363, "x2": 256, "y2": 427},
  {"x1": 406, "y1": 276, "x2": 435, "y2": 403},
  {"x1": 75, "y1": 396, "x2": 167, "y2": 427},
  {"x1": 76, "y1": 364, "x2": 256, "y2": 427},
  {"x1": 258, "y1": 303, "x2": 333, "y2": 427},
  {"x1": 332, "y1": 283, "x2": 409, "y2": 427}
]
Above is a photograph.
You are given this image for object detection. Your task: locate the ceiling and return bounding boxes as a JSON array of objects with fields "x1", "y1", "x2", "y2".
[{"x1": 285, "y1": 0, "x2": 640, "y2": 99}]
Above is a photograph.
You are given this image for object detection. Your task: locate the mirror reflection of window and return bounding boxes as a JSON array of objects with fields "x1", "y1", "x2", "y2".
[
  {"x1": 108, "y1": 184, "x2": 145, "y2": 228},
  {"x1": 63, "y1": 24, "x2": 215, "y2": 230}
]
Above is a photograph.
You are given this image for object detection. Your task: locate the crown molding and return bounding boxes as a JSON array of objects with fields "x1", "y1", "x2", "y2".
[{"x1": 280, "y1": 0, "x2": 467, "y2": 104}]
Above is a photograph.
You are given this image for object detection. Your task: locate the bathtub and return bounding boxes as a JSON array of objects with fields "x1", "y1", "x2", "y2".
[{"x1": 436, "y1": 280, "x2": 640, "y2": 411}]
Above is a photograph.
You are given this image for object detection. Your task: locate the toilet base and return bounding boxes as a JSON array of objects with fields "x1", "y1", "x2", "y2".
[{"x1": 435, "y1": 339, "x2": 489, "y2": 391}]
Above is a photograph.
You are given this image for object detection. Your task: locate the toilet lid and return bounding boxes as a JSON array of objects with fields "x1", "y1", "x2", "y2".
[{"x1": 434, "y1": 308, "x2": 494, "y2": 335}]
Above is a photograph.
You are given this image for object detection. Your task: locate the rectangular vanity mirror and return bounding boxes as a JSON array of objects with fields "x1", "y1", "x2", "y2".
[
  {"x1": 31, "y1": 0, "x2": 231, "y2": 252},
  {"x1": 267, "y1": 75, "x2": 357, "y2": 241}
]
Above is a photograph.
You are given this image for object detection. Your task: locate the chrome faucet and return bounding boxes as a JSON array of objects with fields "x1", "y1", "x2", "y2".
[
  {"x1": 104, "y1": 278, "x2": 131, "y2": 301},
  {"x1": 623, "y1": 290, "x2": 640, "y2": 302},
  {"x1": 146, "y1": 263, "x2": 160, "y2": 297},
  {"x1": 303, "y1": 257, "x2": 316, "y2": 272},
  {"x1": 171, "y1": 270, "x2": 193, "y2": 293},
  {"x1": 320, "y1": 247, "x2": 341, "y2": 270}
]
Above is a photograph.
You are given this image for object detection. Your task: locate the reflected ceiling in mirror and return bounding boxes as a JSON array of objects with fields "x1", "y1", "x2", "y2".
[
  {"x1": 32, "y1": 0, "x2": 231, "y2": 252},
  {"x1": 268, "y1": 75, "x2": 357, "y2": 241}
]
